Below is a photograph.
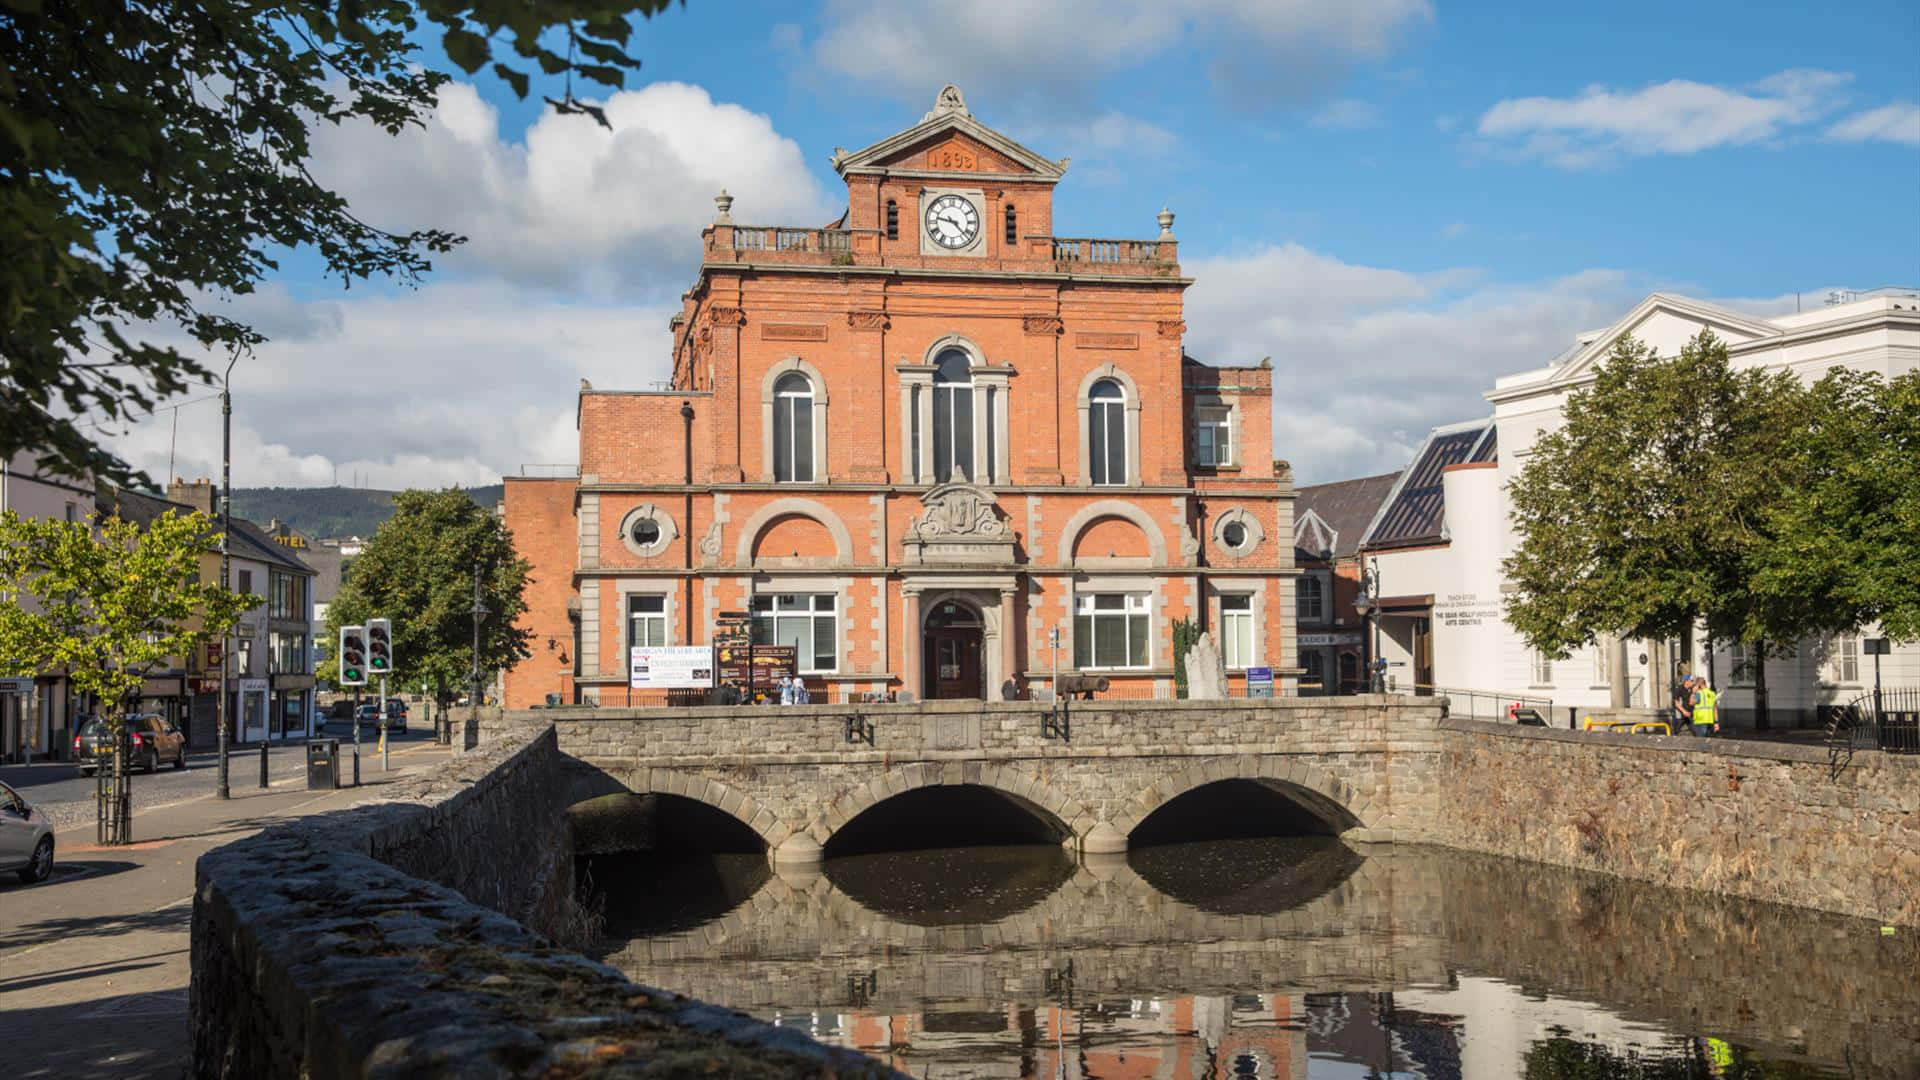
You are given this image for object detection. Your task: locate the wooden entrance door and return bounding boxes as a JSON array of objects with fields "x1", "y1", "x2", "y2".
[{"x1": 923, "y1": 600, "x2": 985, "y2": 700}]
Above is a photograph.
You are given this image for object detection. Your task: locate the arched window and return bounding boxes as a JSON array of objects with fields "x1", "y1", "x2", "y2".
[
  {"x1": 932, "y1": 348, "x2": 974, "y2": 482},
  {"x1": 1088, "y1": 378, "x2": 1126, "y2": 485},
  {"x1": 1004, "y1": 203, "x2": 1017, "y2": 245},
  {"x1": 885, "y1": 200, "x2": 899, "y2": 241},
  {"x1": 772, "y1": 372, "x2": 814, "y2": 482}
]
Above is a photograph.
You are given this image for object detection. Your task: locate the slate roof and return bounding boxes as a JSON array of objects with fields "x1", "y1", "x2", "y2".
[
  {"x1": 1292, "y1": 471, "x2": 1400, "y2": 560},
  {"x1": 100, "y1": 486, "x2": 314, "y2": 575},
  {"x1": 1360, "y1": 420, "x2": 1497, "y2": 550}
]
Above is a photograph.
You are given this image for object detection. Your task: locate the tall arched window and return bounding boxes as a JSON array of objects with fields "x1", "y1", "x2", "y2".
[
  {"x1": 885, "y1": 200, "x2": 899, "y2": 240},
  {"x1": 932, "y1": 348, "x2": 974, "y2": 482},
  {"x1": 1088, "y1": 378, "x2": 1126, "y2": 485},
  {"x1": 772, "y1": 372, "x2": 814, "y2": 482}
]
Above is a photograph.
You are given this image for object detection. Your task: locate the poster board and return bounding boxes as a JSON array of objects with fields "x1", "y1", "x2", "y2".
[
  {"x1": 1245, "y1": 666, "x2": 1275, "y2": 698},
  {"x1": 629, "y1": 646, "x2": 715, "y2": 690}
]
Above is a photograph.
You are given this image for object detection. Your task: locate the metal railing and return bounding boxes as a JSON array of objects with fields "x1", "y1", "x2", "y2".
[
  {"x1": 1417, "y1": 685, "x2": 1556, "y2": 722},
  {"x1": 1826, "y1": 687, "x2": 1920, "y2": 775}
]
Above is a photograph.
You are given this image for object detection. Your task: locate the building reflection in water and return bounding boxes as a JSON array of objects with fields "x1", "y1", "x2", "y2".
[{"x1": 589, "y1": 839, "x2": 1914, "y2": 1079}]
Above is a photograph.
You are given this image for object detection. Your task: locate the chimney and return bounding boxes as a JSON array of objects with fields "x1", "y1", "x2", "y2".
[{"x1": 168, "y1": 477, "x2": 215, "y2": 514}]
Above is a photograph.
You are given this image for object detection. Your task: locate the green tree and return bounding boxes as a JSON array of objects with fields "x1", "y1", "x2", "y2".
[
  {"x1": 1753, "y1": 369, "x2": 1920, "y2": 643},
  {"x1": 0, "y1": 507, "x2": 248, "y2": 838},
  {"x1": 2, "y1": 0, "x2": 681, "y2": 485},
  {"x1": 321, "y1": 489, "x2": 530, "y2": 728},
  {"x1": 1503, "y1": 330, "x2": 1806, "y2": 666}
]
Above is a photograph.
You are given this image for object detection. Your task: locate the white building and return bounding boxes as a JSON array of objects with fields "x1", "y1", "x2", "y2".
[
  {"x1": 0, "y1": 451, "x2": 96, "y2": 761},
  {"x1": 1360, "y1": 288, "x2": 1920, "y2": 727}
]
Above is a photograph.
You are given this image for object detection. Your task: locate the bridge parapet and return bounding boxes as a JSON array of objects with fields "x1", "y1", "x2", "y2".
[{"x1": 490, "y1": 696, "x2": 1450, "y2": 861}]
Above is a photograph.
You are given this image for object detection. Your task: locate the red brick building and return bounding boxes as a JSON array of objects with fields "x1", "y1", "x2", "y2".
[{"x1": 503, "y1": 86, "x2": 1297, "y2": 707}]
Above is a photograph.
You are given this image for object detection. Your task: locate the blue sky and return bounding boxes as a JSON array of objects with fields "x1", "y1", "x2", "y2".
[{"x1": 111, "y1": 0, "x2": 1920, "y2": 489}]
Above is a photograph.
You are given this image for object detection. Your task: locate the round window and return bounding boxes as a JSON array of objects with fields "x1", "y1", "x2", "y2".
[
  {"x1": 1222, "y1": 521, "x2": 1248, "y2": 549},
  {"x1": 632, "y1": 519, "x2": 661, "y2": 546}
]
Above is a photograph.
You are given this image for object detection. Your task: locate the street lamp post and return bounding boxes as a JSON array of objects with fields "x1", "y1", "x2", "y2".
[
  {"x1": 217, "y1": 356, "x2": 235, "y2": 800},
  {"x1": 468, "y1": 565, "x2": 489, "y2": 750},
  {"x1": 1354, "y1": 557, "x2": 1383, "y2": 694}
]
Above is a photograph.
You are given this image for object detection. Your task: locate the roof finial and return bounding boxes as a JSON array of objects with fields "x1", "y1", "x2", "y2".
[
  {"x1": 713, "y1": 190, "x2": 733, "y2": 224},
  {"x1": 925, "y1": 83, "x2": 970, "y2": 121},
  {"x1": 1157, "y1": 206, "x2": 1176, "y2": 240}
]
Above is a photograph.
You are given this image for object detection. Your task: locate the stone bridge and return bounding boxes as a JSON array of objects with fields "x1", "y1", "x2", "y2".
[{"x1": 482, "y1": 696, "x2": 1447, "y2": 864}]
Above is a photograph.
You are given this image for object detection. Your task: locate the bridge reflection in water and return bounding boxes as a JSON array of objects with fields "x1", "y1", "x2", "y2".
[{"x1": 584, "y1": 837, "x2": 1918, "y2": 1079}]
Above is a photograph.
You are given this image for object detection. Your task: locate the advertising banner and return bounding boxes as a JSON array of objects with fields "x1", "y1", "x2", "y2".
[
  {"x1": 1245, "y1": 666, "x2": 1275, "y2": 698},
  {"x1": 629, "y1": 646, "x2": 715, "y2": 690}
]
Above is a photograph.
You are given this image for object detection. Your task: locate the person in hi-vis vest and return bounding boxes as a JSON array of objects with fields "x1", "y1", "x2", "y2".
[{"x1": 1689, "y1": 676, "x2": 1720, "y2": 737}]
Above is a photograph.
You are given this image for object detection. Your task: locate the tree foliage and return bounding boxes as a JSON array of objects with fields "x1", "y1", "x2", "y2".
[
  {"x1": 1752, "y1": 369, "x2": 1920, "y2": 642},
  {"x1": 320, "y1": 488, "x2": 530, "y2": 704},
  {"x1": 0, "y1": 507, "x2": 248, "y2": 714},
  {"x1": 1, "y1": 0, "x2": 682, "y2": 485},
  {"x1": 1505, "y1": 330, "x2": 1917, "y2": 660}
]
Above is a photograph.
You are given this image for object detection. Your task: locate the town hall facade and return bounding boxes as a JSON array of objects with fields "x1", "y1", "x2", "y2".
[{"x1": 503, "y1": 87, "x2": 1298, "y2": 707}]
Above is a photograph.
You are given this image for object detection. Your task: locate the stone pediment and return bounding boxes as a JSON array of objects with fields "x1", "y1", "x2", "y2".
[
  {"x1": 903, "y1": 483, "x2": 1015, "y2": 566},
  {"x1": 832, "y1": 85, "x2": 1068, "y2": 182}
]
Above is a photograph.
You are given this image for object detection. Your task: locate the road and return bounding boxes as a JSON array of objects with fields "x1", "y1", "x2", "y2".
[{"x1": 0, "y1": 722, "x2": 439, "y2": 831}]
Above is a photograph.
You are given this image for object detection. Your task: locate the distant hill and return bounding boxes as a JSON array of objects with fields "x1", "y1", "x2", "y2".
[{"x1": 230, "y1": 484, "x2": 506, "y2": 539}]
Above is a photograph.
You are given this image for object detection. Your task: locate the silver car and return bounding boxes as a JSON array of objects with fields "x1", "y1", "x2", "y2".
[{"x1": 0, "y1": 780, "x2": 55, "y2": 884}]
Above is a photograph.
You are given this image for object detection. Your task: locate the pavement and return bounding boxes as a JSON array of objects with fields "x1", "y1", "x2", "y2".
[{"x1": 0, "y1": 735, "x2": 453, "y2": 1079}]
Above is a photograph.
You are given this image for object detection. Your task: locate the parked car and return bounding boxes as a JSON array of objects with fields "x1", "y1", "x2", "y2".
[
  {"x1": 73, "y1": 714, "x2": 188, "y2": 776},
  {"x1": 0, "y1": 780, "x2": 54, "y2": 884}
]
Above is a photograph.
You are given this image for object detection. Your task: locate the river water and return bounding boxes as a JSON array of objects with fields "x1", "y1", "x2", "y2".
[{"x1": 588, "y1": 839, "x2": 1919, "y2": 1078}]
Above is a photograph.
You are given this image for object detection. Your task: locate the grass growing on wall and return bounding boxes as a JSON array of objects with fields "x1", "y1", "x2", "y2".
[{"x1": 1172, "y1": 618, "x2": 1200, "y2": 699}]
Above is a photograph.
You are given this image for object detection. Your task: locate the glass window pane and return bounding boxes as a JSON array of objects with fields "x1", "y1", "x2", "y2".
[
  {"x1": 1089, "y1": 404, "x2": 1109, "y2": 485},
  {"x1": 776, "y1": 615, "x2": 810, "y2": 660},
  {"x1": 985, "y1": 387, "x2": 996, "y2": 479},
  {"x1": 1094, "y1": 614, "x2": 1126, "y2": 667},
  {"x1": 632, "y1": 595, "x2": 665, "y2": 613},
  {"x1": 1127, "y1": 614, "x2": 1148, "y2": 667},
  {"x1": 1196, "y1": 425, "x2": 1215, "y2": 464},
  {"x1": 1221, "y1": 593, "x2": 1251, "y2": 612},
  {"x1": 778, "y1": 594, "x2": 805, "y2": 610},
  {"x1": 1107, "y1": 405, "x2": 1126, "y2": 484},
  {"x1": 933, "y1": 387, "x2": 953, "y2": 481},
  {"x1": 773, "y1": 396, "x2": 794, "y2": 481},
  {"x1": 751, "y1": 617, "x2": 772, "y2": 645},
  {"x1": 813, "y1": 615, "x2": 835, "y2": 670},
  {"x1": 814, "y1": 595, "x2": 835, "y2": 611},
  {"x1": 1074, "y1": 615, "x2": 1092, "y2": 667},
  {"x1": 1236, "y1": 616, "x2": 1253, "y2": 667},
  {"x1": 952, "y1": 388, "x2": 972, "y2": 481},
  {"x1": 792, "y1": 399, "x2": 813, "y2": 481},
  {"x1": 1094, "y1": 594, "x2": 1123, "y2": 610},
  {"x1": 936, "y1": 348, "x2": 971, "y2": 384},
  {"x1": 909, "y1": 385, "x2": 921, "y2": 481}
]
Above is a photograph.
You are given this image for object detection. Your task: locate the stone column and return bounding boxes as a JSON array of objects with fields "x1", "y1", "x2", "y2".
[
  {"x1": 1000, "y1": 587, "x2": 1019, "y2": 696},
  {"x1": 903, "y1": 590, "x2": 923, "y2": 700}
]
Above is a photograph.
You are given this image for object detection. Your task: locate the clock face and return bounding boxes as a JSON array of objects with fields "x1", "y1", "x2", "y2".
[{"x1": 924, "y1": 194, "x2": 980, "y2": 249}]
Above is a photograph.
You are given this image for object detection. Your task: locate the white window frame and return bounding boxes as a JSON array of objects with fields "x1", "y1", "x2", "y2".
[
  {"x1": 1194, "y1": 401, "x2": 1235, "y2": 468},
  {"x1": 1075, "y1": 364, "x2": 1141, "y2": 488},
  {"x1": 1088, "y1": 379, "x2": 1127, "y2": 486},
  {"x1": 759, "y1": 357, "x2": 828, "y2": 485},
  {"x1": 750, "y1": 592, "x2": 839, "y2": 674},
  {"x1": 1592, "y1": 642, "x2": 1610, "y2": 688},
  {"x1": 1729, "y1": 641, "x2": 1754, "y2": 685},
  {"x1": 1827, "y1": 633, "x2": 1859, "y2": 684},
  {"x1": 1531, "y1": 649, "x2": 1554, "y2": 687},
  {"x1": 1073, "y1": 592, "x2": 1151, "y2": 670},
  {"x1": 1219, "y1": 593, "x2": 1255, "y2": 670},
  {"x1": 628, "y1": 593, "x2": 668, "y2": 652},
  {"x1": 931, "y1": 349, "x2": 975, "y2": 483}
]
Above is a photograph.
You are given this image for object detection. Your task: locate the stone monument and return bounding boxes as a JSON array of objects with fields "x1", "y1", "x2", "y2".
[{"x1": 1185, "y1": 631, "x2": 1227, "y2": 700}]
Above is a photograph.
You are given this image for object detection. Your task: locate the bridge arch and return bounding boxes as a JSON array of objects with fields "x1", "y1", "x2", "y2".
[
  {"x1": 1112, "y1": 757, "x2": 1371, "y2": 841},
  {"x1": 812, "y1": 762, "x2": 1093, "y2": 850},
  {"x1": 568, "y1": 766, "x2": 786, "y2": 851}
]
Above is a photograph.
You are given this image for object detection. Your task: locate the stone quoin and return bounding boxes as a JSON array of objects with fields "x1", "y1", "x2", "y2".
[{"x1": 503, "y1": 85, "x2": 1295, "y2": 708}]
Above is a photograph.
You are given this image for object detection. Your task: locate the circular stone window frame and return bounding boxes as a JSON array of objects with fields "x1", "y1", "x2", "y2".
[
  {"x1": 1210, "y1": 507, "x2": 1263, "y2": 560},
  {"x1": 618, "y1": 503, "x2": 678, "y2": 560}
]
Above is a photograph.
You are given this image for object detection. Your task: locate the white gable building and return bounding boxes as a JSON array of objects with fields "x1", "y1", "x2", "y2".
[{"x1": 1360, "y1": 288, "x2": 1920, "y2": 728}]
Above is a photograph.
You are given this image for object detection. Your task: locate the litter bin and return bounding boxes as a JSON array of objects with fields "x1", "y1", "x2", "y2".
[{"x1": 306, "y1": 738, "x2": 341, "y2": 790}]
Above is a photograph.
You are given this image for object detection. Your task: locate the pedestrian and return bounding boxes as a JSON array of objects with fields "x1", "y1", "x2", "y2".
[
  {"x1": 1689, "y1": 675, "x2": 1721, "y2": 737},
  {"x1": 1670, "y1": 667, "x2": 1694, "y2": 732}
]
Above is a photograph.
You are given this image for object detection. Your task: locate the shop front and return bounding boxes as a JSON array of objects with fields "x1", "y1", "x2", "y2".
[
  {"x1": 271, "y1": 674, "x2": 315, "y2": 741},
  {"x1": 1296, "y1": 632, "x2": 1364, "y2": 696}
]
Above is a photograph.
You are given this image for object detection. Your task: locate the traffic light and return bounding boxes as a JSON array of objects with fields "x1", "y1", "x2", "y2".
[
  {"x1": 367, "y1": 618, "x2": 395, "y2": 676},
  {"x1": 339, "y1": 626, "x2": 367, "y2": 686}
]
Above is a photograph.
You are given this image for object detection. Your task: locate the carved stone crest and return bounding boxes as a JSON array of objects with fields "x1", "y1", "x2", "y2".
[
  {"x1": 1156, "y1": 319, "x2": 1186, "y2": 338},
  {"x1": 709, "y1": 306, "x2": 746, "y2": 327},
  {"x1": 1022, "y1": 315, "x2": 1064, "y2": 336},
  {"x1": 698, "y1": 520, "x2": 723, "y2": 562},
  {"x1": 847, "y1": 310, "x2": 889, "y2": 331},
  {"x1": 902, "y1": 483, "x2": 1014, "y2": 566}
]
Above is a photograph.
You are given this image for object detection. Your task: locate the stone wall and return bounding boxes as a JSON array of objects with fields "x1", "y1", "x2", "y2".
[
  {"x1": 190, "y1": 729, "x2": 895, "y2": 1078},
  {"x1": 484, "y1": 696, "x2": 1450, "y2": 854},
  {"x1": 1436, "y1": 718, "x2": 1920, "y2": 928}
]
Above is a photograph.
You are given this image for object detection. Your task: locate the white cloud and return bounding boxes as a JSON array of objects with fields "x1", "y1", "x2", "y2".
[
  {"x1": 1476, "y1": 68, "x2": 1852, "y2": 168},
  {"x1": 1311, "y1": 99, "x2": 1383, "y2": 130},
  {"x1": 807, "y1": 0, "x2": 1430, "y2": 106},
  {"x1": 1827, "y1": 102, "x2": 1920, "y2": 146},
  {"x1": 309, "y1": 81, "x2": 836, "y2": 294},
  {"x1": 1183, "y1": 244, "x2": 1644, "y2": 481}
]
